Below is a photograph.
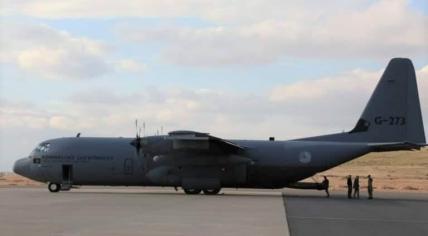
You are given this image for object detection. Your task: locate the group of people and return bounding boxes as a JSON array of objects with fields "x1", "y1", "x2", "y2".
[
  {"x1": 321, "y1": 175, "x2": 373, "y2": 199},
  {"x1": 347, "y1": 175, "x2": 373, "y2": 199}
]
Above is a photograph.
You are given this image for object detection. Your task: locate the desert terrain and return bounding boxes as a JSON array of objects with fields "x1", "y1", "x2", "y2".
[
  {"x1": 312, "y1": 148, "x2": 428, "y2": 192},
  {"x1": 0, "y1": 171, "x2": 42, "y2": 187},
  {"x1": 1, "y1": 149, "x2": 428, "y2": 192}
]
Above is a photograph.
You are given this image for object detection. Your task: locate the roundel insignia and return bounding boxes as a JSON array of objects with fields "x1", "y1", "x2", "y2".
[{"x1": 298, "y1": 151, "x2": 312, "y2": 164}]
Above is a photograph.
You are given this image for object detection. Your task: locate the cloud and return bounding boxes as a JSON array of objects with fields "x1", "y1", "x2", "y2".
[
  {"x1": 2, "y1": 1, "x2": 426, "y2": 67},
  {"x1": 0, "y1": 0, "x2": 373, "y2": 22},
  {"x1": 117, "y1": 0, "x2": 427, "y2": 66},
  {"x1": 418, "y1": 65, "x2": 428, "y2": 112},
  {"x1": 0, "y1": 0, "x2": 205, "y2": 19},
  {"x1": 0, "y1": 23, "x2": 111, "y2": 79},
  {"x1": 0, "y1": 101, "x2": 50, "y2": 129},
  {"x1": 16, "y1": 47, "x2": 111, "y2": 79},
  {"x1": 48, "y1": 116, "x2": 80, "y2": 130},
  {"x1": 115, "y1": 59, "x2": 146, "y2": 73},
  {"x1": 270, "y1": 69, "x2": 380, "y2": 102},
  {"x1": 2, "y1": 64, "x2": 426, "y2": 138},
  {"x1": 0, "y1": 23, "x2": 146, "y2": 79}
]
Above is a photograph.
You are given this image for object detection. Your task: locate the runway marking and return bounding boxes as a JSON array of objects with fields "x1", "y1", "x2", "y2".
[
  {"x1": 287, "y1": 216, "x2": 428, "y2": 224},
  {"x1": 281, "y1": 193, "x2": 291, "y2": 236}
]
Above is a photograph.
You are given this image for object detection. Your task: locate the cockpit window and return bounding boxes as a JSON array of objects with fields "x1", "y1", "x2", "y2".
[{"x1": 35, "y1": 143, "x2": 50, "y2": 153}]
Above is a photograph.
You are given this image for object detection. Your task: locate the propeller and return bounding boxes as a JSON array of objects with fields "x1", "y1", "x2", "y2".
[
  {"x1": 130, "y1": 120, "x2": 151, "y2": 173},
  {"x1": 130, "y1": 119, "x2": 142, "y2": 154}
]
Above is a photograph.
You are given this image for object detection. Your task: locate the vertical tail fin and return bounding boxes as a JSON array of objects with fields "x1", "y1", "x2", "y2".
[
  {"x1": 349, "y1": 58, "x2": 425, "y2": 143},
  {"x1": 303, "y1": 58, "x2": 426, "y2": 145}
]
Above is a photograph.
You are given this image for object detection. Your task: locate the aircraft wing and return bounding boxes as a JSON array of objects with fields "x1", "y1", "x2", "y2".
[
  {"x1": 166, "y1": 130, "x2": 246, "y2": 154},
  {"x1": 368, "y1": 142, "x2": 427, "y2": 152}
]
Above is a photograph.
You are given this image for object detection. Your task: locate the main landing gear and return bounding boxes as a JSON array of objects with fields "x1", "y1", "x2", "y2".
[
  {"x1": 183, "y1": 188, "x2": 221, "y2": 195},
  {"x1": 183, "y1": 188, "x2": 202, "y2": 194},
  {"x1": 202, "y1": 188, "x2": 221, "y2": 195}
]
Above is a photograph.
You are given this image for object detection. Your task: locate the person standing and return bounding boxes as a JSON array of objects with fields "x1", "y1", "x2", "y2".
[
  {"x1": 353, "y1": 176, "x2": 360, "y2": 199},
  {"x1": 322, "y1": 176, "x2": 330, "y2": 198},
  {"x1": 368, "y1": 175, "x2": 373, "y2": 199},
  {"x1": 347, "y1": 175, "x2": 353, "y2": 199}
]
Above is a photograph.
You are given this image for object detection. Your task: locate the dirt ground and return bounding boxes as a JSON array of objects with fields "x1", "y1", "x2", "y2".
[
  {"x1": 311, "y1": 148, "x2": 428, "y2": 192},
  {"x1": 0, "y1": 172, "x2": 42, "y2": 187},
  {"x1": 1, "y1": 148, "x2": 427, "y2": 192}
]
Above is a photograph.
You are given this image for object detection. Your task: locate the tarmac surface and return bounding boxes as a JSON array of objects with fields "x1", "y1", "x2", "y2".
[
  {"x1": 284, "y1": 191, "x2": 428, "y2": 236},
  {"x1": 1, "y1": 187, "x2": 427, "y2": 236},
  {"x1": 0, "y1": 187, "x2": 288, "y2": 236}
]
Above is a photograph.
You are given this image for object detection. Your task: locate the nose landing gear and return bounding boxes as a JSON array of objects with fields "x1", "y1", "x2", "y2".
[
  {"x1": 48, "y1": 183, "x2": 60, "y2": 192},
  {"x1": 48, "y1": 182, "x2": 72, "y2": 192}
]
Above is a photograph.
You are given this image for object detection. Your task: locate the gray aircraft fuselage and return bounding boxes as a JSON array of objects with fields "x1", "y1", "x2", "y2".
[
  {"x1": 13, "y1": 58, "x2": 426, "y2": 193},
  {"x1": 14, "y1": 137, "x2": 371, "y2": 188}
]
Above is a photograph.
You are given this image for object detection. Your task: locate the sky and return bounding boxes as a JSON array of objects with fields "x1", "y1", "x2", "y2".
[{"x1": 0, "y1": 0, "x2": 427, "y2": 171}]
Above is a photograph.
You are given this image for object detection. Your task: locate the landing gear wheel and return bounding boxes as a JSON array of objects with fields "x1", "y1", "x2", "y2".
[
  {"x1": 203, "y1": 188, "x2": 221, "y2": 195},
  {"x1": 183, "y1": 188, "x2": 202, "y2": 194},
  {"x1": 48, "y1": 183, "x2": 61, "y2": 193}
]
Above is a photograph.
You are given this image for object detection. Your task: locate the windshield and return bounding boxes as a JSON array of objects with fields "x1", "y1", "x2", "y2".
[{"x1": 31, "y1": 143, "x2": 50, "y2": 155}]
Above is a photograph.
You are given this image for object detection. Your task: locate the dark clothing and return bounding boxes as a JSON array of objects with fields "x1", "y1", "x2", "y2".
[
  {"x1": 322, "y1": 179, "x2": 330, "y2": 197},
  {"x1": 347, "y1": 177, "x2": 353, "y2": 199},
  {"x1": 353, "y1": 179, "x2": 359, "y2": 188},
  {"x1": 368, "y1": 177, "x2": 373, "y2": 199},
  {"x1": 322, "y1": 179, "x2": 329, "y2": 189},
  {"x1": 353, "y1": 178, "x2": 360, "y2": 199}
]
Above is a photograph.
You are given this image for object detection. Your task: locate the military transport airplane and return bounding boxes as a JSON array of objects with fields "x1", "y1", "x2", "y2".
[{"x1": 13, "y1": 58, "x2": 426, "y2": 195}]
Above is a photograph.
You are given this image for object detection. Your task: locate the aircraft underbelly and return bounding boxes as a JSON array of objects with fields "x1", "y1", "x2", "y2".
[
  {"x1": 144, "y1": 164, "x2": 247, "y2": 188},
  {"x1": 244, "y1": 141, "x2": 371, "y2": 187}
]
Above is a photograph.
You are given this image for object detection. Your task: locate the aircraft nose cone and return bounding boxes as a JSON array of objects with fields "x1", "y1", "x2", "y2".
[{"x1": 13, "y1": 158, "x2": 30, "y2": 177}]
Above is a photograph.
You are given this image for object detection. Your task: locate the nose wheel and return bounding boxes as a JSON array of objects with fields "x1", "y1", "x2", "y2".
[{"x1": 48, "y1": 183, "x2": 61, "y2": 192}]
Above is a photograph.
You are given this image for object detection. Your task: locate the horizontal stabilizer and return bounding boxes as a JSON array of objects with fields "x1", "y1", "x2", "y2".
[{"x1": 368, "y1": 142, "x2": 427, "y2": 152}]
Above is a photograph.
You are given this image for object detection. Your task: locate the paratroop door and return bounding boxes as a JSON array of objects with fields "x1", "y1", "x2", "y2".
[{"x1": 62, "y1": 165, "x2": 73, "y2": 183}]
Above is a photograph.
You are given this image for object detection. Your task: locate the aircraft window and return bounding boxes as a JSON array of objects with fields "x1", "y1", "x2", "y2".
[{"x1": 35, "y1": 143, "x2": 50, "y2": 153}]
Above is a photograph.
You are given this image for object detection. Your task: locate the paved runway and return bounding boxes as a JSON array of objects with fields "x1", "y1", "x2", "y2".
[
  {"x1": 0, "y1": 188, "x2": 288, "y2": 236},
  {"x1": 283, "y1": 190, "x2": 428, "y2": 236},
  {"x1": 1, "y1": 187, "x2": 427, "y2": 236}
]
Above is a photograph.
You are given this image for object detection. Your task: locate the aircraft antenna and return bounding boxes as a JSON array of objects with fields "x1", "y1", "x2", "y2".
[{"x1": 135, "y1": 119, "x2": 139, "y2": 138}]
